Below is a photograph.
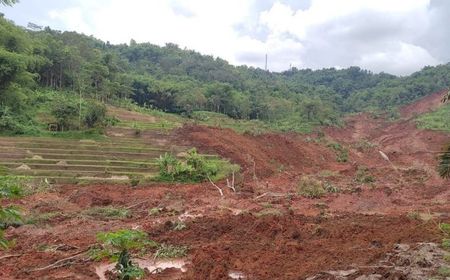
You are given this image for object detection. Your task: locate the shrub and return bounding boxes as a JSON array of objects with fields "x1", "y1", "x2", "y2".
[
  {"x1": 297, "y1": 176, "x2": 326, "y2": 198},
  {"x1": 0, "y1": 176, "x2": 23, "y2": 249},
  {"x1": 355, "y1": 166, "x2": 375, "y2": 183},
  {"x1": 327, "y1": 142, "x2": 349, "y2": 162},
  {"x1": 84, "y1": 102, "x2": 107, "y2": 128},
  {"x1": 51, "y1": 102, "x2": 78, "y2": 131},
  {"x1": 157, "y1": 148, "x2": 218, "y2": 182},
  {"x1": 90, "y1": 229, "x2": 157, "y2": 280}
]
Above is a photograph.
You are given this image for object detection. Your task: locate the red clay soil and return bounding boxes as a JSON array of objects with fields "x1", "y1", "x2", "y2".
[
  {"x1": 400, "y1": 89, "x2": 448, "y2": 119},
  {"x1": 178, "y1": 126, "x2": 339, "y2": 178},
  {"x1": 147, "y1": 213, "x2": 443, "y2": 280},
  {"x1": 1, "y1": 92, "x2": 450, "y2": 280}
]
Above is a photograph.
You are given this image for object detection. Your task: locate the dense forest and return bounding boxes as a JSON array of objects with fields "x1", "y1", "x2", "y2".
[{"x1": 1, "y1": 14, "x2": 449, "y2": 134}]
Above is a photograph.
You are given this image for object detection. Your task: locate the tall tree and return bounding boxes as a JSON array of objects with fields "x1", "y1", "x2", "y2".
[{"x1": 0, "y1": 0, "x2": 19, "y2": 6}]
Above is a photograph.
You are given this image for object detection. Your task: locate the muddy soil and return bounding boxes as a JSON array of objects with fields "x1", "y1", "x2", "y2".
[{"x1": 1, "y1": 92, "x2": 449, "y2": 279}]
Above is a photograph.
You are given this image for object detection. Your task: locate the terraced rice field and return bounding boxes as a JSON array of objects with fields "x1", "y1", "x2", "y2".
[{"x1": 0, "y1": 135, "x2": 179, "y2": 183}]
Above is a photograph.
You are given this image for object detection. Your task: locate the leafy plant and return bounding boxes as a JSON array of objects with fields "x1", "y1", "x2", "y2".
[
  {"x1": 154, "y1": 244, "x2": 188, "y2": 259},
  {"x1": 327, "y1": 142, "x2": 349, "y2": 162},
  {"x1": 0, "y1": 176, "x2": 24, "y2": 249},
  {"x1": 83, "y1": 206, "x2": 130, "y2": 220},
  {"x1": 91, "y1": 229, "x2": 157, "y2": 280},
  {"x1": 355, "y1": 166, "x2": 375, "y2": 183},
  {"x1": 157, "y1": 148, "x2": 218, "y2": 182},
  {"x1": 83, "y1": 102, "x2": 107, "y2": 128}
]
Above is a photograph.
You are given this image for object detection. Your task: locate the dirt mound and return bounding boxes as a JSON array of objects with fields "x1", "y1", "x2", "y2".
[
  {"x1": 400, "y1": 90, "x2": 448, "y2": 119},
  {"x1": 178, "y1": 125, "x2": 337, "y2": 178},
  {"x1": 146, "y1": 213, "x2": 442, "y2": 280}
]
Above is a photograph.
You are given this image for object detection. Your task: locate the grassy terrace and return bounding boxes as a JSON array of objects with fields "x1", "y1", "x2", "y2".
[
  {"x1": 416, "y1": 103, "x2": 450, "y2": 132},
  {"x1": 0, "y1": 133, "x2": 227, "y2": 184}
]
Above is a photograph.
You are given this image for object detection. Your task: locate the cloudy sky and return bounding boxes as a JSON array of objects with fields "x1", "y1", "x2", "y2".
[{"x1": 2, "y1": 0, "x2": 449, "y2": 75}]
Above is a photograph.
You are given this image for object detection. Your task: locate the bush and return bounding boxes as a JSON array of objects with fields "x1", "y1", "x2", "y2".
[
  {"x1": 90, "y1": 229, "x2": 157, "y2": 280},
  {"x1": 0, "y1": 176, "x2": 23, "y2": 249},
  {"x1": 84, "y1": 102, "x2": 107, "y2": 128},
  {"x1": 297, "y1": 176, "x2": 326, "y2": 198},
  {"x1": 51, "y1": 102, "x2": 78, "y2": 131},
  {"x1": 327, "y1": 142, "x2": 349, "y2": 162},
  {"x1": 157, "y1": 148, "x2": 218, "y2": 182}
]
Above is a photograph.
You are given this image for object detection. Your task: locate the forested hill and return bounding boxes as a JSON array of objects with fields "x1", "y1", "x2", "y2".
[{"x1": 1, "y1": 14, "x2": 449, "y2": 134}]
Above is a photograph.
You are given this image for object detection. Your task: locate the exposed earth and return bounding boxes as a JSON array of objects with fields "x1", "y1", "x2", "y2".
[{"x1": 1, "y1": 92, "x2": 449, "y2": 280}]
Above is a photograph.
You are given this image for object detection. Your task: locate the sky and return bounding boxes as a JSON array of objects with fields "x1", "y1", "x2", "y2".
[{"x1": 1, "y1": 0, "x2": 449, "y2": 75}]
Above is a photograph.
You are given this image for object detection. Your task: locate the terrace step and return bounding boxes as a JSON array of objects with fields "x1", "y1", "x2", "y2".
[
  {"x1": 0, "y1": 158, "x2": 158, "y2": 167},
  {"x1": 0, "y1": 162, "x2": 158, "y2": 172},
  {"x1": 9, "y1": 168, "x2": 157, "y2": 178}
]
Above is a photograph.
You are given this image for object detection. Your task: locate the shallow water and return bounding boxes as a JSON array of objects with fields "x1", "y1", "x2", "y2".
[{"x1": 95, "y1": 258, "x2": 187, "y2": 280}]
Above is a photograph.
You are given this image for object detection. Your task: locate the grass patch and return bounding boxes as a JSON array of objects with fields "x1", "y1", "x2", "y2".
[
  {"x1": 327, "y1": 142, "x2": 349, "y2": 162},
  {"x1": 157, "y1": 148, "x2": 239, "y2": 183},
  {"x1": 25, "y1": 211, "x2": 63, "y2": 225},
  {"x1": 255, "y1": 208, "x2": 283, "y2": 217},
  {"x1": 416, "y1": 103, "x2": 450, "y2": 132},
  {"x1": 354, "y1": 166, "x2": 376, "y2": 183},
  {"x1": 297, "y1": 176, "x2": 326, "y2": 198},
  {"x1": 83, "y1": 206, "x2": 131, "y2": 220},
  {"x1": 154, "y1": 244, "x2": 188, "y2": 259}
]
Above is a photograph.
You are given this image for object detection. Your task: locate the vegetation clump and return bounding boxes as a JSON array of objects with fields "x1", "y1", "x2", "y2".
[
  {"x1": 297, "y1": 176, "x2": 327, "y2": 198},
  {"x1": 157, "y1": 148, "x2": 219, "y2": 182},
  {"x1": 90, "y1": 229, "x2": 157, "y2": 280},
  {"x1": 0, "y1": 176, "x2": 23, "y2": 249},
  {"x1": 354, "y1": 166, "x2": 375, "y2": 183},
  {"x1": 327, "y1": 142, "x2": 349, "y2": 162}
]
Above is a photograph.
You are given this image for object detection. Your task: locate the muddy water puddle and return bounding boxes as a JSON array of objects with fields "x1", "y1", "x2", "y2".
[{"x1": 95, "y1": 258, "x2": 187, "y2": 280}]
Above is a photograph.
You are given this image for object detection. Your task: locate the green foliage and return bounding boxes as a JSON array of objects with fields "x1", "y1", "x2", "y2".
[
  {"x1": 0, "y1": 176, "x2": 24, "y2": 249},
  {"x1": 297, "y1": 176, "x2": 326, "y2": 198},
  {"x1": 83, "y1": 206, "x2": 130, "y2": 220},
  {"x1": 355, "y1": 166, "x2": 375, "y2": 183},
  {"x1": 438, "y1": 266, "x2": 450, "y2": 277},
  {"x1": 50, "y1": 101, "x2": 79, "y2": 131},
  {"x1": 440, "y1": 223, "x2": 450, "y2": 236},
  {"x1": 92, "y1": 229, "x2": 157, "y2": 261},
  {"x1": 1, "y1": 15, "x2": 449, "y2": 135},
  {"x1": 154, "y1": 244, "x2": 188, "y2": 259},
  {"x1": 327, "y1": 142, "x2": 349, "y2": 162},
  {"x1": 157, "y1": 148, "x2": 218, "y2": 182},
  {"x1": 416, "y1": 103, "x2": 450, "y2": 132},
  {"x1": 443, "y1": 239, "x2": 450, "y2": 250},
  {"x1": 84, "y1": 102, "x2": 106, "y2": 128}
]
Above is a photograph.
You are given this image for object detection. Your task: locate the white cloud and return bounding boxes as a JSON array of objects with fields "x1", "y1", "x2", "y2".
[{"x1": 44, "y1": 0, "x2": 445, "y2": 75}]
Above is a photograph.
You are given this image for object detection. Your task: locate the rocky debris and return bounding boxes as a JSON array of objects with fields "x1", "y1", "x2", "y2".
[
  {"x1": 306, "y1": 243, "x2": 448, "y2": 280},
  {"x1": 56, "y1": 160, "x2": 68, "y2": 166}
]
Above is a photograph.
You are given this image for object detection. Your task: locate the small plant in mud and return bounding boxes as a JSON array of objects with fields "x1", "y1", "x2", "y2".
[
  {"x1": 0, "y1": 177, "x2": 23, "y2": 249},
  {"x1": 154, "y1": 244, "x2": 188, "y2": 259},
  {"x1": 90, "y1": 229, "x2": 157, "y2": 280},
  {"x1": 327, "y1": 142, "x2": 349, "y2": 163},
  {"x1": 83, "y1": 206, "x2": 130, "y2": 220},
  {"x1": 297, "y1": 176, "x2": 326, "y2": 198},
  {"x1": 172, "y1": 221, "x2": 187, "y2": 231},
  {"x1": 354, "y1": 166, "x2": 375, "y2": 183},
  {"x1": 353, "y1": 139, "x2": 376, "y2": 152},
  {"x1": 157, "y1": 148, "x2": 218, "y2": 182}
]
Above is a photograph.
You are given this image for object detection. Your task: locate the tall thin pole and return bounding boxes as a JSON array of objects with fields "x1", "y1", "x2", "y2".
[{"x1": 265, "y1": 54, "x2": 268, "y2": 71}]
